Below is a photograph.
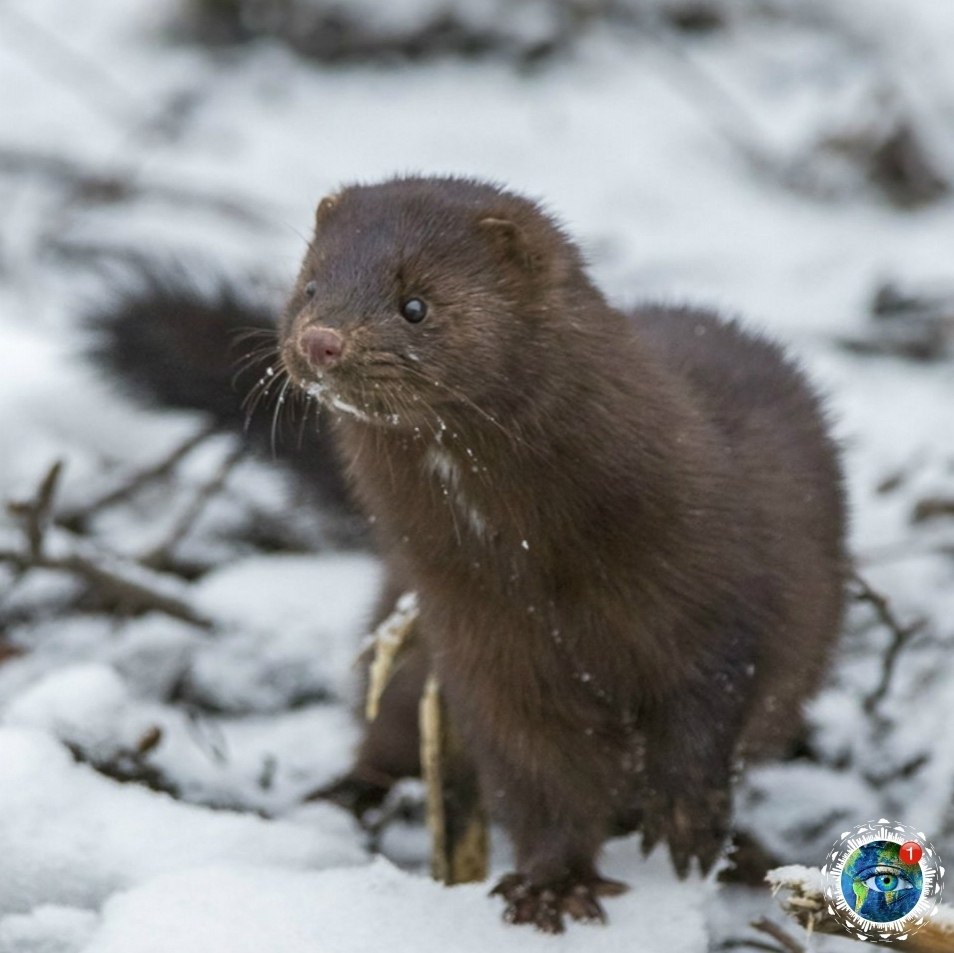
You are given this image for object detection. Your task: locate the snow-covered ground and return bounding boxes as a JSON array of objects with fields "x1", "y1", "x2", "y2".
[{"x1": 1, "y1": 1, "x2": 953, "y2": 950}]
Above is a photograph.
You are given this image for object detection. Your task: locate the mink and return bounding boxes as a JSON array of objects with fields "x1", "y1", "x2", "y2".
[
  {"x1": 84, "y1": 177, "x2": 846, "y2": 932},
  {"x1": 277, "y1": 175, "x2": 847, "y2": 932}
]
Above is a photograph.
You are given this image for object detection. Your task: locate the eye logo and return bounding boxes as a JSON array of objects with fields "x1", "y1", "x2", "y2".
[
  {"x1": 824, "y1": 821, "x2": 945, "y2": 941},
  {"x1": 841, "y1": 840, "x2": 922, "y2": 921}
]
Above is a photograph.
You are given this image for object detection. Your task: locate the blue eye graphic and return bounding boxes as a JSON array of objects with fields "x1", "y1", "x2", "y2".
[
  {"x1": 840, "y1": 842, "x2": 923, "y2": 923},
  {"x1": 860, "y1": 867, "x2": 915, "y2": 893}
]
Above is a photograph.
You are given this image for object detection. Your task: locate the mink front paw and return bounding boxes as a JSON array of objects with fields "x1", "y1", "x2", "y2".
[
  {"x1": 640, "y1": 790, "x2": 730, "y2": 878},
  {"x1": 490, "y1": 872, "x2": 628, "y2": 934}
]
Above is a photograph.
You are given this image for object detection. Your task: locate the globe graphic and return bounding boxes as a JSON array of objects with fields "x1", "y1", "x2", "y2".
[{"x1": 840, "y1": 840, "x2": 924, "y2": 923}]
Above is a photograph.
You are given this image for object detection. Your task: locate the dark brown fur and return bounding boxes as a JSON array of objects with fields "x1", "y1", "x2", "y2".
[{"x1": 279, "y1": 176, "x2": 847, "y2": 931}]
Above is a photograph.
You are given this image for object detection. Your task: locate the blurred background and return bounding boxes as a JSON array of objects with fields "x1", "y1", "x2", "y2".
[{"x1": 0, "y1": 1, "x2": 952, "y2": 950}]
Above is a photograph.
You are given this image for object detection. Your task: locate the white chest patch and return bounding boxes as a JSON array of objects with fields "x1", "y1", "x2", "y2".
[{"x1": 424, "y1": 447, "x2": 487, "y2": 538}]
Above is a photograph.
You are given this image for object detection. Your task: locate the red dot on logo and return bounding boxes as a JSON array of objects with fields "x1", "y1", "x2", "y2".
[{"x1": 900, "y1": 840, "x2": 923, "y2": 865}]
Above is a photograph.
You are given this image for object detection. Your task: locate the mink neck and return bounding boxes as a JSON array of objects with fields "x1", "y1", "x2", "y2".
[{"x1": 332, "y1": 300, "x2": 720, "y2": 574}]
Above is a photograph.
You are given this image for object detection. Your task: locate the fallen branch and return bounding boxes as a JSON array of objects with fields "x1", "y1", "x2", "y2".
[
  {"x1": 750, "y1": 918, "x2": 806, "y2": 953},
  {"x1": 4, "y1": 461, "x2": 212, "y2": 628},
  {"x1": 64, "y1": 726, "x2": 178, "y2": 798},
  {"x1": 0, "y1": 530, "x2": 212, "y2": 628}
]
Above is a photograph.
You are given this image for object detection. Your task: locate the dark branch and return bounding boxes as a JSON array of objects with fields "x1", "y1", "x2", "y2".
[{"x1": 850, "y1": 570, "x2": 926, "y2": 714}]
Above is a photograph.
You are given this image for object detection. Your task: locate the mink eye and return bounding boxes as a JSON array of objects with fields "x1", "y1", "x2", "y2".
[
  {"x1": 400, "y1": 297, "x2": 428, "y2": 323},
  {"x1": 304, "y1": 280, "x2": 317, "y2": 299}
]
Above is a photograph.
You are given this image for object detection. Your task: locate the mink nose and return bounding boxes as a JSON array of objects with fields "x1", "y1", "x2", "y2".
[{"x1": 300, "y1": 326, "x2": 343, "y2": 368}]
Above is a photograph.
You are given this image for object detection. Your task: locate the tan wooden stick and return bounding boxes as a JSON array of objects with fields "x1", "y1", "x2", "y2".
[{"x1": 420, "y1": 674, "x2": 488, "y2": 885}]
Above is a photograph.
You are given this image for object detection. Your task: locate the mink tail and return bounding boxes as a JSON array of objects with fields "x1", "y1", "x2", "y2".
[{"x1": 83, "y1": 259, "x2": 362, "y2": 538}]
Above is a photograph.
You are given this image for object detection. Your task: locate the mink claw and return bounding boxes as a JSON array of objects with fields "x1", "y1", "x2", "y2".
[
  {"x1": 640, "y1": 791, "x2": 729, "y2": 879},
  {"x1": 694, "y1": 836, "x2": 725, "y2": 877},
  {"x1": 563, "y1": 884, "x2": 607, "y2": 923},
  {"x1": 491, "y1": 872, "x2": 623, "y2": 933},
  {"x1": 640, "y1": 827, "x2": 660, "y2": 856},
  {"x1": 670, "y1": 843, "x2": 692, "y2": 880}
]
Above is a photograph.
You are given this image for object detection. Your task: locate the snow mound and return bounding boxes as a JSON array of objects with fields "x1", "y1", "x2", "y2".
[
  {"x1": 0, "y1": 729, "x2": 367, "y2": 916},
  {"x1": 83, "y1": 849, "x2": 708, "y2": 953}
]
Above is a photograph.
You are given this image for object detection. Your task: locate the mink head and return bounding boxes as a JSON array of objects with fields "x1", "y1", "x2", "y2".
[{"x1": 279, "y1": 176, "x2": 595, "y2": 428}]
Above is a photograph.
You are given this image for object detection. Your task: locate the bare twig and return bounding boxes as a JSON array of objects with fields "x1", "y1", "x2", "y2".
[
  {"x1": 719, "y1": 941, "x2": 793, "y2": 953},
  {"x1": 183, "y1": 706, "x2": 229, "y2": 764},
  {"x1": 61, "y1": 425, "x2": 217, "y2": 530},
  {"x1": 0, "y1": 641, "x2": 26, "y2": 665},
  {"x1": 63, "y1": 726, "x2": 174, "y2": 797},
  {"x1": 6, "y1": 459, "x2": 65, "y2": 559},
  {"x1": 912, "y1": 496, "x2": 954, "y2": 524},
  {"x1": 850, "y1": 571, "x2": 927, "y2": 714},
  {"x1": 2, "y1": 477, "x2": 212, "y2": 631},
  {"x1": 420, "y1": 674, "x2": 488, "y2": 885},
  {"x1": 141, "y1": 442, "x2": 246, "y2": 568},
  {"x1": 0, "y1": 533, "x2": 212, "y2": 628},
  {"x1": 718, "y1": 937, "x2": 785, "y2": 953},
  {"x1": 751, "y1": 918, "x2": 807, "y2": 953}
]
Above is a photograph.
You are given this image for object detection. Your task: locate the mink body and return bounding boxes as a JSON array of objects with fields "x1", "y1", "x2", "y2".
[{"x1": 279, "y1": 176, "x2": 847, "y2": 931}]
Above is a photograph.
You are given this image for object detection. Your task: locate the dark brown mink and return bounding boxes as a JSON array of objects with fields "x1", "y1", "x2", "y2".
[{"x1": 278, "y1": 175, "x2": 847, "y2": 932}]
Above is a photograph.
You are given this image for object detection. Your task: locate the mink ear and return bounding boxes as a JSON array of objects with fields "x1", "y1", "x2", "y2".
[
  {"x1": 478, "y1": 217, "x2": 541, "y2": 273},
  {"x1": 314, "y1": 194, "x2": 339, "y2": 226}
]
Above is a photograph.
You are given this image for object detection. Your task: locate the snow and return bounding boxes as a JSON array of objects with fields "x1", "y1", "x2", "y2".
[
  {"x1": 190, "y1": 553, "x2": 382, "y2": 707},
  {"x1": 2, "y1": 0, "x2": 954, "y2": 950},
  {"x1": 82, "y1": 847, "x2": 708, "y2": 953},
  {"x1": 0, "y1": 728, "x2": 366, "y2": 915}
]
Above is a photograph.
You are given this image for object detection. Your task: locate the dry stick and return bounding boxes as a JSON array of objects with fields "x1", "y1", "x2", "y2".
[
  {"x1": 719, "y1": 941, "x2": 791, "y2": 953},
  {"x1": 141, "y1": 442, "x2": 246, "y2": 569},
  {"x1": 0, "y1": 536, "x2": 212, "y2": 629},
  {"x1": 420, "y1": 675, "x2": 489, "y2": 886},
  {"x1": 750, "y1": 918, "x2": 807, "y2": 953},
  {"x1": 365, "y1": 593, "x2": 420, "y2": 722},
  {"x1": 61, "y1": 425, "x2": 218, "y2": 529},
  {"x1": 850, "y1": 570, "x2": 926, "y2": 714},
  {"x1": 420, "y1": 675, "x2": 449, "y2": 881},
  {"x1": 4, "y1": 461, "x2": 212, "y2": 629},
  {"x1": 420, "y1": 674, "x2": 489, "y2": 886},
  {"x1": 63, "y1": 726, "x2": 179, "y2": 799},
  {"x1": 6, "y1": 459, "x2": 64, "y2": 559},
  {"x1": 365, "y1": 595, "x2": 487, "y2": 884}
]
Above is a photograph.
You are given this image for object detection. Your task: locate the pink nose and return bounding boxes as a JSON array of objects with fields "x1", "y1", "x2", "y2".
[{"x1": 300, "y1": 326, "x2": 343, "y2": 368}]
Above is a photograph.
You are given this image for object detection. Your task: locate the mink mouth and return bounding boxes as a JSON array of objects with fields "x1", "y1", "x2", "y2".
[
  {"x1": 280, "y1": 330, "x2": 462, "y2": 429},
  {"x1": 285, "y1": 354, "x2": 435, "y2": 426}
]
